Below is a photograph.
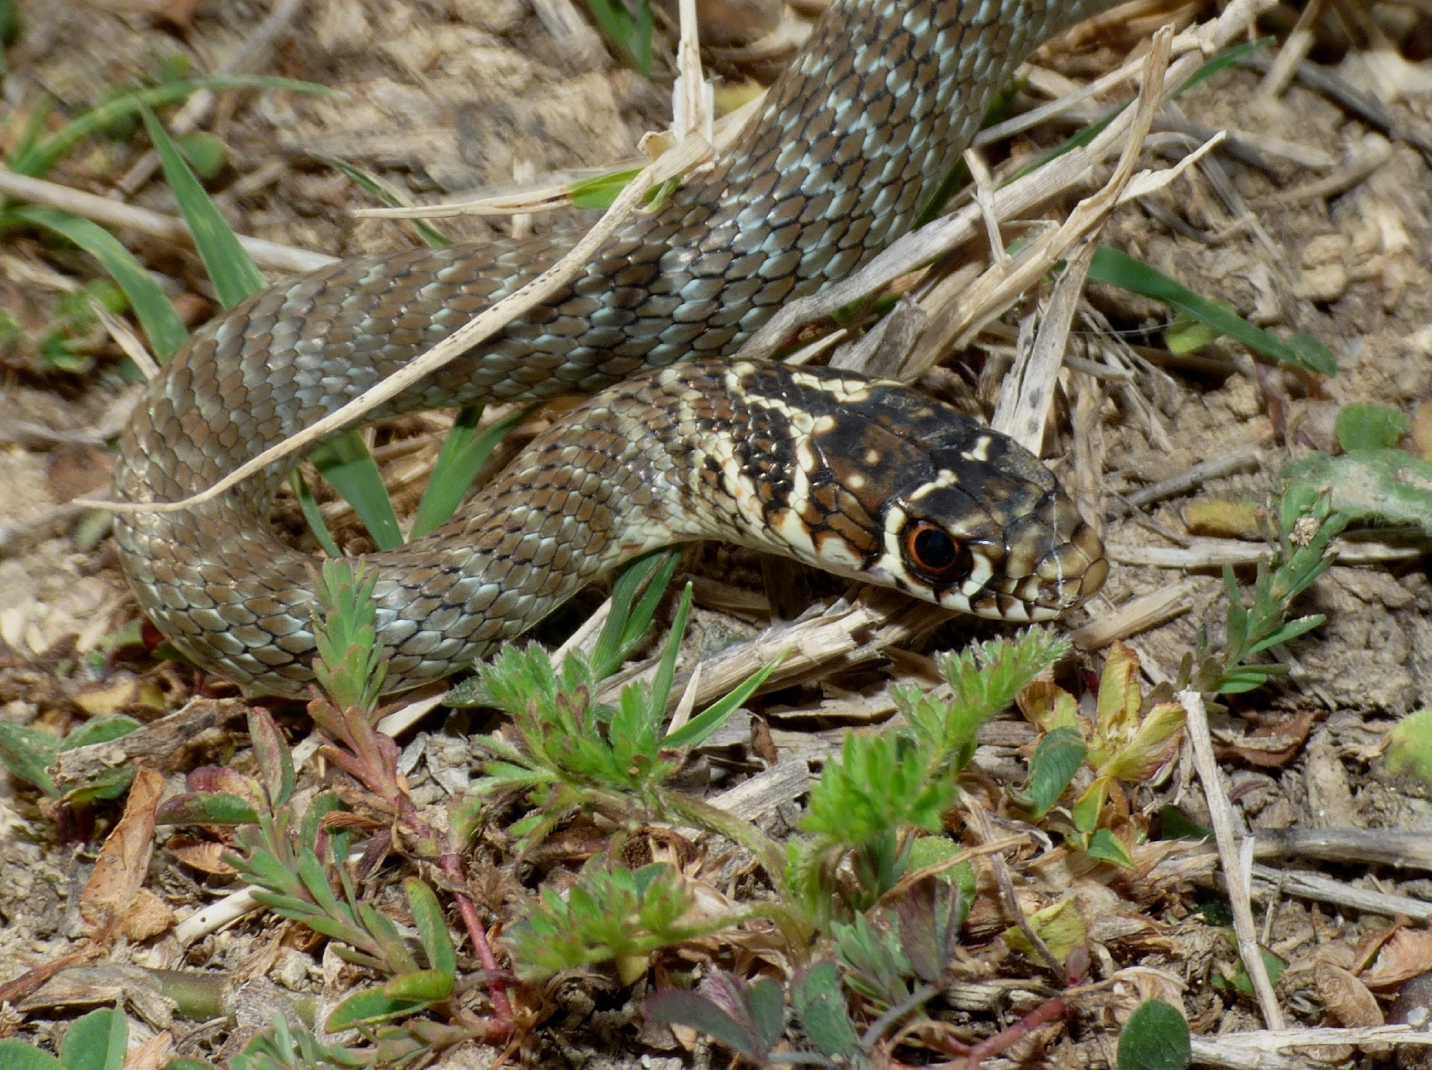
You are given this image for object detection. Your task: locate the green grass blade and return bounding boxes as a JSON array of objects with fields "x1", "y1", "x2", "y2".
[
  {"x1": 5, "y1": 205, "x2": 187, "y2": 361},
  {"x1": 583, "y1": 0, "x2": 654, "y2": 76},
  {"x1": 138, "y1": 105, "x2": 264, "y2": 307},
  {"x1": 663, "y1": 650, "x2": 787, "y2": 751},
  {"x1": 648, "y1": 582, "x2": 694, "y2": 715},
  {"x1": 571, "y1": 167, "x2": 642, "y2": 211},
  {"x1": 320, "y1": 156, "x2": 450, "y2": 249},
  {"x1": 591, "y1": 550, "x2": 682, "y2": 680},
  {"x1": 409, "y1": 404, "x2": 532, "y2": 540},
  {"x1": 309, "y1": 431, "x2": 405, "y2": 552},
  {"x1": 9, "y1": 76, "x2": 329, "y2": 178},
  {"x1": 1089, "y1": 246, "x2": 1337, "y2": 375},
  {"x1": 290, "y1": 471, "x2": 344, "y2": 559}
]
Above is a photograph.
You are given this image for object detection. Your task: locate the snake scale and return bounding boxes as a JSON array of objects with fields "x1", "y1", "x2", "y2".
[{"x1": 114, "y1": 0, "x2": 1116, "y2": 697}]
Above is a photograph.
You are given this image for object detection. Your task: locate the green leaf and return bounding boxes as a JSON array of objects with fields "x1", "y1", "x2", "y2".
[
  {"x1": 358, "y1": 900, "x2": 420, "y2": 974},
  {"x1": 1017, "y1": 726, "x2": 1086, "y2": 819},
  {"x1": 583, "y1": 0, "x2": 654, "y2": 76},
  {"x1": 325, "y1": 987, "x2": 433, "y2": 1032},
  {"x1": 1090, "y1": 246, "x2": 1336, "y2": 376},
  {"x1": 308, "y1": 430, "x2": 405, "y2": 552},
  {"x1": 1213, "y1": 946, "x2": 1287, "y2": 1001},
  {"x1": 801, "y1": 733, "x2": 954, "y2": 849},
  {"x1": 313, "y1": 558, "x2": 388, "y2": 711},
  {"x1": 644, "y1": 984, "x2": 774, "y2": 1062},
  {"x1": 156, "y1": 791, "x2": 261, "y2": 826},
  {"x1": 319, "y1": 156, "x2": 451, "y2": 249},
  {"x1": 1335, "y1": 403, "x2": 1409, "y2": 452},
  {"x1": 1085, "y1": 828, "x2": 1135, "y2": 869},
  {"x1": 289, "y1": 470, "x2": 344, "y2": 559},
  {"x1": 383, "y1": 968, "x2": 455, "y2": 1002},
  {"x1": 1117, "y1": 1000, "x2": 1191, "y2": 1070},
  {"x1": 60, "y1": 715, "x2": 142, "y2": 751},
  {"x1": 60, "y1": 1007, "x2": 127, "y2": 1070},
  {"x1": 1282, "y1": 450, "x2": 1432, "y2": 535},
  {"x1": 176, "y1": 131, "x2": 228, "y2": 180},
  {"x1": 570, "y1": 167, "x2": 642, "y2": 211},
  {"x1": 0, "y1": 1041, "x2": 62, "y2": 1070},
  {"x1": 409, "y1": 404, "x2": 531, "y2": 539},
  {"x1": 405, "y1": 878, "x2": 457, "y2": 976},
  {"x1": 247, "y1": 708, "x2": 295, "y2": 808},
  {"x1": 5, "y1": 206, "x2": 188, "y2": 361},
  {"x1": 1245, "y1": 614, "x2": 1324, "y2": 658},
  {"x1": 139, "y1": 105, "x2": 264, "y2": 308},
  {"x1": 0, "y1": 722, "x2": 60, "y2": 797},
  {"x1": 901, "y1": 627, "x2": 1070, "y2": 773},
  {"x1": 1153, "y1": 805, "x2": 1212, "y2": 842},
  {"x1": 648, "y1": 582, "x2": 694, "y2": 716},
  {"x1": 792, "y1": 962, "x2": 860, "y2": 1061}
]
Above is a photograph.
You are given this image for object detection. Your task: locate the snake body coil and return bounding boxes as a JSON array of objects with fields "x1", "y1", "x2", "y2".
[{"x1": 115, "y1": 0, "x2": 1115, "y2": 697}]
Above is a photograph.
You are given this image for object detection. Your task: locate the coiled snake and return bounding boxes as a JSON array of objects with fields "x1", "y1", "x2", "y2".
[{"x1": 114, "y1": 0, "x2": 1115, "y2": 697}]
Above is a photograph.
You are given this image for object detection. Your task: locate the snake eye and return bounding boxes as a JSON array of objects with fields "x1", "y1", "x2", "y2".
[{"x1": 903, "y1": 521, "x2": 973, "y2": 583}]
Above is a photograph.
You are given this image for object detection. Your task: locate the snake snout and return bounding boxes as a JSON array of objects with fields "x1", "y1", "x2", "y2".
[
  {"x1": 1019, "y1": 495, "x2": 1105, "y2": 607},
  {"x1": 1005, "y1": 497, "x2": 1108, "y2": 612}
]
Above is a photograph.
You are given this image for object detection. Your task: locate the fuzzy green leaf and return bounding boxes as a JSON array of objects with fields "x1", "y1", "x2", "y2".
[
  {"x1": 247, "y1": 708, "x2": 295, "y2": 808},
  {"x1": 792, "y1": 962, "x2": 860, "y2": 1061},
  {"x1": 1017, "y1": 726, "x2": 1086, "y2": 819},
  {"x1": 0, "y1": 1041, "x2": 62, "y2": 1070},
  {"x1": 1118, "y1": 1000, "x2": 1191, "y2": 1070},
  {"x1": 156, "y1": 791, "x2": 260, "y2": 826},
  {"x1": 405, "y1": 878, "x2": 457, "y2": 976},
  {"x1": 1334, "y1": 403, "x2": 1409, "y2": 452}
]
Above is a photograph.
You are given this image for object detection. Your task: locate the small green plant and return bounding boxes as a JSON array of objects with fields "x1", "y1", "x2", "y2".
[
  {"x1": 1016, "y1": 642, "x2": 1186, "y2": 868},
  {"x1": 506, "y1": 859, "x2": 748, "y2": 984},
  {"x1": 1185, "y1": 489, "x2": 1348, "y2": 697},
  {"x1": 1282, "y1": 402, "x2": 1432, "y2": 537}
]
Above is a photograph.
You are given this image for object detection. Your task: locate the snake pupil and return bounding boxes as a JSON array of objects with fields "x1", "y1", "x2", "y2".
[{"x1": 906, "y1": 522, "x2": 971, "y2": 581}]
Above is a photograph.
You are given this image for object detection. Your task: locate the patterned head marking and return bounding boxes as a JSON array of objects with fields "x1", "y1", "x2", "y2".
[{"x1": 721, "y1": 363, "x2": 1107, "y2": 620}]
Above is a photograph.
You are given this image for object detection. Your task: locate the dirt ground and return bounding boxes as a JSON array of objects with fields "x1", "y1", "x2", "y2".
[{"x1": 2, "y1": 0, "x2": 1431, "y2": 1066}]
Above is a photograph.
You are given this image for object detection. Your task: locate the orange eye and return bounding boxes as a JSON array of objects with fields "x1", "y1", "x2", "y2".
[{"x1": 903, "y1": 521, "x2": 972, "y2": 581}]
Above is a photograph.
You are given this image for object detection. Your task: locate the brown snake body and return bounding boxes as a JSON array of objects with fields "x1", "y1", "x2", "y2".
[{"x1": 114, "y1": 0, "x2": 1116, "y2": 697}]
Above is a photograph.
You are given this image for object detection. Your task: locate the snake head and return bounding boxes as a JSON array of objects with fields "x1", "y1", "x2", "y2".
[
  {"x1": 876, "y1": 452, "x2": 1109, "y2": 622},
  {"x1": 729, "y1": 364, "x2": 1107, "y2": 622}
]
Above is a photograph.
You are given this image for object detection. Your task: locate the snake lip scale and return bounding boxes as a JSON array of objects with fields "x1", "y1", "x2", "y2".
[{"x1": 113, "y1": 0, "x2": 1117, "y2": 698}]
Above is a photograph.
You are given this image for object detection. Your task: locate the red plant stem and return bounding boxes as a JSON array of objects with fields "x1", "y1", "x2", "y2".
[
  {"x1": 442, "y1": 851, "x2": 514, "y2": 1033},
  {"x1": 959, "y1": 996, "x2": 1069, "y2": 1070}
]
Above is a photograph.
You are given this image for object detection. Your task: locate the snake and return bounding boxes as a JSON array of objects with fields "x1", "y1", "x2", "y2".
[{"x1": 113, "y1": 0, "x2": 1116, "y2": 698}]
